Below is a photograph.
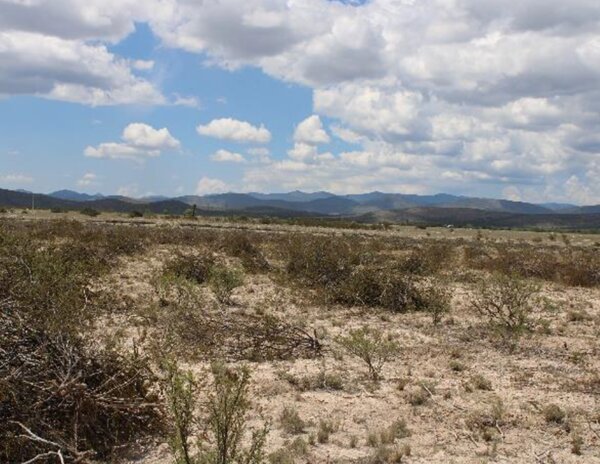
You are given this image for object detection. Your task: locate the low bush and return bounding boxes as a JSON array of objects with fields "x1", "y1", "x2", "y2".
[
  {"x1": 163, "y1": 361, "x2": 268, "y2": 464},
  {"x1": 470, "y1": 273, "x2": 540, "y2": 346},
  {"x1": 80, "y1": 207, "x2": 100, "y2": 217},
  {"x1": 163, "y1": 253, "x2": 215, "y2": 284},
  {"x1": 337, "y1": 327, "x2": 401, "y2": 380},
  {"x1": 209, "y1": 264, "x2": 244, "y2": 304},
  {"x1": 1, "y1": 316, "x2": 163, "y2": 462},
  {"x1": 279, "y1": 406, "x2": 306, "y2": 435}
]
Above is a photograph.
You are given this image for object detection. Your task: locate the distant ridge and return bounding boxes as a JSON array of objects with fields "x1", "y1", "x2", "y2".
[{"x1": 1, "y1": 187, "x2": 599, "y2": 229}]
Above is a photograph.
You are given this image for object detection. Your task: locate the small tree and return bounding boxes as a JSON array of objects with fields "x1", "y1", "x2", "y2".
[
  {"x1": 337, "y1": 328, "x2": 400, "y2": 380},
  {"x1": 470, "y1": 273, "x2": 540, "y2": 347}
]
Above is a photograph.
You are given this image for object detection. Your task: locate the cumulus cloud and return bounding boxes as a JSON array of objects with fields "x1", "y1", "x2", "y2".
[
  {"x1": 76, "y1": 172, "x2": 99, "y2": 187},
  {"x1": 196, "y1": 118, "x2": 271, "y2": 143},
  {"x1": 293, "y1": 115, "x2": 330, "y2": 144},
  {"x1": 0, "y1": 0, "x2": 165, "y2": 105},
  {"x1": 3, "y1": 0, "x2": 600, "y2": 202},
  {"x1": 84, "y1": 123, "x2": 180, "y2": 160},
  {"x1": 140, "y1": 0, "x2": 600, "y2": 202},
  {"x1": 211, "y1": 149, "x2": 246, "y2": 163},
  {"x1": 196, "y1": 176, "x2": 230, "y2": 195}
]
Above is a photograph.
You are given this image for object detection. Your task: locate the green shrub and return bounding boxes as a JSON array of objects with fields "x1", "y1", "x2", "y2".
[
  {"x1": 337, "y1": 327, "x2": 401, "y2": 380},
  {"x1": 129, "y1": 210, "x2": 144, "y2": 218},
  {"x1": 209, "y1": 264, "x2": 244, "y2": 304},
  {"x1": 163, "y1": 362, "x2": 268, "y2": 464}
]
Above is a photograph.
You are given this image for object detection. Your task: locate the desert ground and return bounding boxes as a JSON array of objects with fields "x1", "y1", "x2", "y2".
[{"x1": 2, "y1": 210, "x2": 599, "y2": 463}]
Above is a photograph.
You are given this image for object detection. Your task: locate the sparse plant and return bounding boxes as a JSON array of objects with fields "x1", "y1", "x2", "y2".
[
  {"x1": 209, "y1": 264, "x2": 244, "y2": 304},
  {"x1": 543, "y1": 404, "x2": 565, "y2": 425},
  {"x1": 317, "y1": 419, "x2": 338, "y2": 444},
  {"x1": 163, "y1": 361, "x2": 268, "y2": 464},
  {"x1": 420, "y1": 279, "x2": 452, "y2": 325},
  {"x1": 337, "y1": 327, "x2": 400, "y2": 380},
  {"x1": 279, "y1": 406, "x2": 306, "y2": 435},
  {"x1": 471, "y1": 374, "x2": 493, "y2": 391},
  {"x1": 163, "y1": 361, "x2": 198, "y2": 464},
  {"x1": 470, "y1": 273, "x2": 540, "y2": 346}
]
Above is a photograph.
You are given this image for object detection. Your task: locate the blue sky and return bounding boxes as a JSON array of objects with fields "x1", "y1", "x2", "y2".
[{"x1": 1, "y1": 1, "x2": 599, "y2": 203}]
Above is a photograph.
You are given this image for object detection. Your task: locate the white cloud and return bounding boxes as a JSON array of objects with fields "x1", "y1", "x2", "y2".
[
  {"x1": 0, "y1": 173, "x2": 33, "y2": 184},
  {"x1": 196, "y1": 118, "x2": 271, "y2": 143},
  {"x1": 122, "y1": 123, "x2": 180, "y2": 149},
  {"x1": 173, "y1": 94, "x2": 201, "y2": 108},
  {"x1": 132, "y1": 59, "x2": 154, "y2": 70},
  {"x1": 2, "y1": 0, "x2": 600, "y2": 202},
  {"x1": 76, "y1": 172, "x2": 99, "y2": 187},
  {"x1": 211, "y1": 149, "x2": 246, "y2": 163},
  {"x1": 196, "y1": 176, "x2": 229, "y2": 195},
  {"x1": 293, "y1": 115, "x2": 330, "y2": 144},
  {"x1": 0, "y1": 30, "x2": 164, "y2": 105},
  {"x1": 84, "y1": 123, "x2": 180, "y2": 160}
]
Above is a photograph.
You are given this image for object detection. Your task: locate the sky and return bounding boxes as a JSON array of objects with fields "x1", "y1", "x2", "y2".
[{"x1": 0, "y1": 0, "x2": 599, "y2": 204}]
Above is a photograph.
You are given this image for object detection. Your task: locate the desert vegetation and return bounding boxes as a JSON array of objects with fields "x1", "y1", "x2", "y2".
[{"x1": 1, "y1": 215, "x2": 599, "y2": 463}]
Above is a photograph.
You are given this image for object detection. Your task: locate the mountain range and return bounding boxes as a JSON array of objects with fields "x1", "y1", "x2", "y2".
[{"x1": 1, "y1": 188, "x2": 599, "y2": 229}]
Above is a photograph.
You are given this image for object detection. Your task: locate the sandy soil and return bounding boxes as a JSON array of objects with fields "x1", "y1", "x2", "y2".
[{"x1": 92, "y1": 236, "x2": 600, "y2": 464}]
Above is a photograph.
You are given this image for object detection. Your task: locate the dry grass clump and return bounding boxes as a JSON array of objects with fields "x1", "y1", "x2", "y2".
[
  {"x1": 366, "y1": 444, "x2": 411, "y2": 464},
  {"x1": 543, "y1": 404, "x2": 566, "y2": 425},
  {"x1": 279, "y1": 406, "x2": 306, "y2": 435},
  {"x1": 465, "y1": 397, "x2": 506, "y2": 442}
]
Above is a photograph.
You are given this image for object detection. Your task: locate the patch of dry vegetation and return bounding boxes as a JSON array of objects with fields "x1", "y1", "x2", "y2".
[{"x1": 1, "y1": 217, "x2": 599, "y2": 463}]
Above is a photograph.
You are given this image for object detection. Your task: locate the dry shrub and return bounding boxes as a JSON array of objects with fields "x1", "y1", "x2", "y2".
[
  {"x1": 560, "y1": 249, "x2": 600, "y2": 287},
  {"x1": 330, "y1": 265, "x2": 424, "y2": 312},
  {"x1": 152, "y1": 277, "x2": 322, "y2": 362},
  {"x1": 285, "y1": 234, "x2": 368, "y2": 287},
  {"x1": 470, "y1": 273, "x2": 540, "y2": 346},
  {"x1": 219, "y1": 231, "x2": 271, "y2": 273},
  {"x1": 163, "y1": 253, "x2": 215, "y2": 284},
  {"x1": 399, "y1": 242, "x2": 455, "y2": 275},
  {"x1": 0, "y1": 310, "x2": 162, "y2": 463},
  {"x1": 0, "y1": 225, "x2": 162, "y2": 462},
  {"x1": 465, "y1": 241, "x2": 600, "y2": 288}
]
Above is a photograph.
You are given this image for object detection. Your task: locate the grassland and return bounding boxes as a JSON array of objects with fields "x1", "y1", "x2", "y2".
[{"x1": 1, "y1": 210, "x2": 599, "y2": 463}]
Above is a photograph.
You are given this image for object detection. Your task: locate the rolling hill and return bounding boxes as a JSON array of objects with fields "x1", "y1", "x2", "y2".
[{"x1": 1, "y1": 187, "x2": 599, "y2": 229}]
